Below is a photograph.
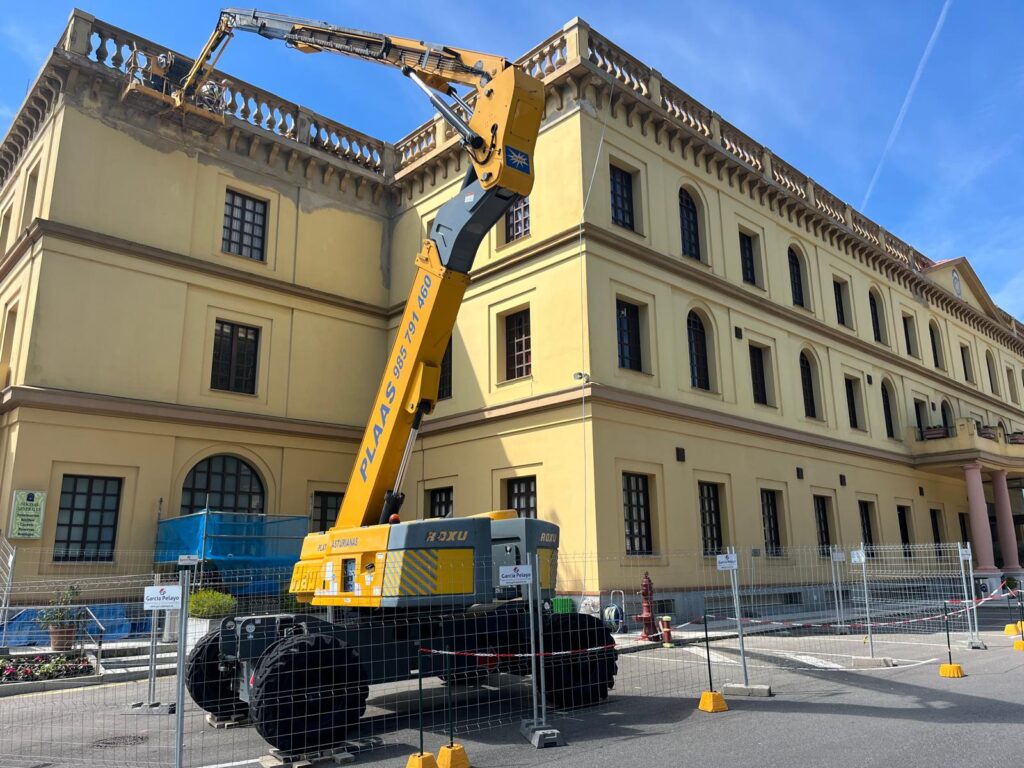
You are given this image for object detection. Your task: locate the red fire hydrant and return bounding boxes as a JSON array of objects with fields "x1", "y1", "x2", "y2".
[
  {"x1": 659, "y1": 616, "x2": 673, "y2": 647},
  {"x1": 634, "y1": 571, "x2": 657, "y2": 640}
]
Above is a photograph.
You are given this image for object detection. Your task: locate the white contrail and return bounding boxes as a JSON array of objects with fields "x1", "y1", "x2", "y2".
[{"x1": 860, "y1": 0, "x2": 953, "y2": 211}]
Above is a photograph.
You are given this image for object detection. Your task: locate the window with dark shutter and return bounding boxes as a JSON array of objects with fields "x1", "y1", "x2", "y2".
[
  {"x1": 623, "y1": 473, "x2": 652, "y2": 555},
  {"x1": 869, "y1": 291, "x2": 884, "y2": 343},
  {"x1": 800, "y1": 352, "x2": 817, "y2": 419},
  {"x1": 859, "y1": 500, "x2": 876, "y2": 552},
  {"x1": 834, "y1": 281, "x2": 849, "y2": 327},
  {"x1": 699, "y1": 481, "x2": 723, "y2": 556},
  {"x1": 53, "y1": 475, "x2": 122, "y2": 562},
  {"x1": 845, "y1": 377, "x2": 860, "y2": 429},
  {"x1": 429, "y1": 487, "x2": 454, "y2": 518},
  {"x1": 211, "y1": 320, "x2": 260, "y2": 394},
  {"x1": 687, "y1": 311, "x2": 710, "y2": 390},
  {"x1": 739, "y1": 232, "x2": 757, "y2": 285},
  {"x1": 507, "y1": 476, "x2": 537, "y2": 519},
  {"x1": 814, "y1": 495, "x2": 832, "y2": 556},
  {"x1": 750, "y1": 345, "x2": 768, "y2": 405},
  {"x1": 789, "y1": 249, "x2": 805, "y2": 307},
  {"x1": 504, "y1": 309, "x2": 531, "y2": 380},
  {"x1": 897, "y1": 505, "x2": 912, "y2": 557},
  {"x1": 222, "y1": 190, "x2": 268, "y2": 261},
  {"x1": 616, "y1": 300, "x2": 642, "y2": 371},
  {"x1": 761, "y1": 489, "x2": 782, "y2": 556},
  {"x1": 437, "y1": 337, "x2": 453, "y2": 400},
  {"x1": 881, "y1": 382, "x2": 896, "y2": 438},
  {"x1": 610, "y1": 166, "x2": 635, "y2": 230},
  {"x1": 679, "y1": 189, "x2": 700, "y2": 260}
]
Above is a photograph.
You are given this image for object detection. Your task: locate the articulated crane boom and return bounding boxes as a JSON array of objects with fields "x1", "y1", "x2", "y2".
[{"x1": 162, "y1": 10, "x2": 616, "y2": 757}]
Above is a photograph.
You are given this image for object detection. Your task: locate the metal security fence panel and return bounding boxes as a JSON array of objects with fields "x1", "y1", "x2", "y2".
[{"x1": 0, "y1": 566, "x2": 178, "y2": 768}]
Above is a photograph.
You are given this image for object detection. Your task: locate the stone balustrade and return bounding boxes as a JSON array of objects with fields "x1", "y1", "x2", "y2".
[
  {"x1": 519, "y1": 30, "x2": 569, "y2": 80},
  {"x1": 769, "y1": 156, "x2": 808, "y2": 200},
  {"x1": 586, "y1": 29, "x2": 651, "y2": 100},
  {"x1": 719, "y1": 119, "x2": 763, "y2": 172},
  {"x1": 659, "y1": 82, "x2": 714, "y2": 139},
  {"x1": 70, "y1": 14, "x2": 385, "y2": 176}
]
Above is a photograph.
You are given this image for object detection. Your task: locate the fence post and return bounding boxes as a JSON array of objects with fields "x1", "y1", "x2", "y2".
[
  {"x1": 965, "y1": 543, "x2": 983, "y2": 648},
  {"x1": 534, "y1": 558, "x2": 548, "y2": 729},
  {"x1": 0, "y1": 545, "x2": 16, "y2": 653},
  {"x1": 728, "y1": 547, "x2": 749, "y2": 686},
  {"x1": 525, "y1": 552, "x2": 538, "y2": 730},
  {"x1": 859, "y1": 542, "x2": 874, "y2": 659},
  {"x1": 957, "y1": 542, "x2": 981, "y2": 647},
  {"x1": 174, "y1": 567, "x2": 191, "y2": 768},
  {"x1": 147, "y1": 575, "x2": 158, "y2": 705}
]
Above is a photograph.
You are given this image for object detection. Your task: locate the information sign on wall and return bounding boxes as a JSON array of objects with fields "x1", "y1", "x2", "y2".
[{"x1": 9, "y1": 490, "x2": 46, "y2": 539}]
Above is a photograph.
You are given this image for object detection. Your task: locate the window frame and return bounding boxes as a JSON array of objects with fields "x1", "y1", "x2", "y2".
[
  {"x1": 210, "y1": 319, "x2": 260, "y2": 395},
  {"x1": 180, "y1": 454, "x2": 266, "y2": 516},
  {"x1": 788, "y1": 248, "x2": 807, "y2": 308},
  {"x1": 222, "y1": 188, "x2": 269, "y2": 262},
  {"x1": 622, "y1": 472, "x2": 653, "y2": 556},
  {"x1": 902, "y1": 313, "x2": 919, "y2": 358},
  {"x1": 844, "y1": 375, "x2": 865, "y2": 430},
  {"x1": 813, "y1": 495, "x2": 832, "y2": 557},
  {"x1": 502, "y1": 308, "x2": 532, "y2": 381},
  {"x1": 760, "y1": 489, "x2": 783, "y2": 557},
  {"x1": 610, "y1": 164, "x2": 636, "y2": 231},
  {"x1": 897, "y1": 504, "x2": 913, "y2": 557},
  {"x1": 749, "y1": 343, "x2": 772, "y2": 406},
  {"x1": 506, "y1": 475, "x2": 538, "y2": 519},
  {"x1": 799, "y1": 351, "x2": 818, "y2": 419},
  {"x1": 687, "y1": 310, "x2": 712, "y2": 391},
  {"x1": 437, "y1": 336, "x2": 453, "y2": 400},
  {"x1": 833, "y1": 278, "x2": 852, "y2": 329},
  {"x1": 859, "y1": 500, "x2": 877, "y2": 552},
  {"x1": 53, "y1": 474, "x2": 123, "y2": 563},
  {"x1": 698, "y1": 481, "x2": 724, "y2": 557},
  {"x1": 960, "y1": 343, "x2": 975, "y2": 383},
  {"x1": 881, "y1": 379, "x2": 898, "y2": 439},
  {"x1": 679, "y1": 188, "x2": 701, "y2": 261},
  {"x1": 616, "y1": 299, "x2": 643, "y2": 372},
  {"x1": 928, "y1": 321, "x2": 945, "y2": 370},
  {"x1": 868, "y1": 290, "x2": 887, "y2": 344},
  {"x1": 738, "y1": 230, "x2": 759, "y2": 286},
  {"x1": 428, "y1": 486, "x2": 454, "y2": 519},
  {"x1": 311, "y1": 490, "x2": 345, "y2": 533},
  {"x1": 503, "y1": 195, "x2": 530, "y2": 243}
]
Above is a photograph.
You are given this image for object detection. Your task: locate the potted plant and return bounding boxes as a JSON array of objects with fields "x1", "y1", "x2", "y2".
[
  {"x1": 187, "y1": 589, "x2": 237, "y2": 653},
  {"x1": 37, "y1": 585, "x2": 85, "y2": 652}
]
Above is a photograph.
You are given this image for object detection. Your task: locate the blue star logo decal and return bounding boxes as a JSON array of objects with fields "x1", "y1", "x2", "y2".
[{"x1": 505, "y1": 146, "x2": 531, "y2": 174}]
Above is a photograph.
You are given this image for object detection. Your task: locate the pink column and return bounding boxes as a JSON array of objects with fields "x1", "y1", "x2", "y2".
[
  {"x1": 991, "y1": 469, "x2": 1021, "y2": 570},
  {"x1": 963, "y1": 463, "x2": 997, "y2": 572}
]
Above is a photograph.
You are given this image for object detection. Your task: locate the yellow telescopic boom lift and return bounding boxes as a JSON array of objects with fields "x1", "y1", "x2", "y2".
[{"x1": 130, "y1": 9, "x2": 618, "y2": 757}]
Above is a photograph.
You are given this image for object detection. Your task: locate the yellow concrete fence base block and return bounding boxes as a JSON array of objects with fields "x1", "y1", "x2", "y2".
[
  {"x1": 939, "y1": 663, "x2": 965, "y2": 678},
  {"x1": 1003, "y1": 622, "x2": 1023, "y2": 636},
  {"x1": 406, "y1": 752, "x2": 440, "y2": 768},
  {"x1": 438, "y1": 743, "x2": 471, "y2": 768},
  {"x1": 698, "y1": 690, "x2": 728, "y2": 712},
  {"x1": 1013, "y1": 640, "x2": 1024, "y2": 652}
]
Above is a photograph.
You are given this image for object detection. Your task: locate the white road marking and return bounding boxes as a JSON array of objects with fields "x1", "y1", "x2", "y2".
[
  {"x1": 192, "y1": 760, "x2": 261, "y2": 768},
  {"x1": 782, "y1": 653, "x2": 844, "y2": 669},
  {"x1": 679, "y1": 646, "x2": 737, "y2": 665}
]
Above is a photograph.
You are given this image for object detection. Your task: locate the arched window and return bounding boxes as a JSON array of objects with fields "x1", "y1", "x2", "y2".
[
  {"x1": 881, "y1": 380, "x2": 898, "y2": 439},
  {"x1": 928, "y1": 321, "x2": 944, "y2": 370},
  {"x1": 799, "y1": 351, "x2": 818, "y2": 419},
  {"x1": 181, "y1": 454, "x2": 265, "y2": 516},
  {"x1": 985, "y1": 350, "x2": 1000, "y2": 395},
  {"x1": 687, "y1": 311, "x2": 711, "y2": 390},
  {"x1": 788, "y1": 248, "x2": 806, "y2": 308},
  {"x1": 679, "y1": 189, "x2": 701, "y2": 261},
  {"x1": 868, "y1": 290, "x2": 886, "y2": 344},
  {"x1": 940, "y1": 400, "x2": 955, "y2": 430}
]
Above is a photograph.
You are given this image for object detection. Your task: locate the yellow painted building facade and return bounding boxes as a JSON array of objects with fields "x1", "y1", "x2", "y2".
[{"x1": 0, "y1": 11, "x2": 1021, "y2": 588}]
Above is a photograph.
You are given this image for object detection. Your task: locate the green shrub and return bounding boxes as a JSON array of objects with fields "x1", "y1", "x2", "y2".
[{"x1": 189, "y1": 589, "x2": 237, "y2": 618}]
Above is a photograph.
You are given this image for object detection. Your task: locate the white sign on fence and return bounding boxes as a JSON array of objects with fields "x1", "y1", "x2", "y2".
[
  {"x1": 959, "y1": 547, "x2": 971, "y2": 562},
  {"x1": 831, "y1": 550, "x2": 846, "y2": 562},
  {"x1": 851, "y1": 550, "x2": 866, "y2": 565},
  {"x1": 143, "y1": 585, "x2": 182, "y2": 611},
  {"x1": 177, "y1": 555, "x2": 200, "y2": 566},
  {"x1": 498, "y1": 564, "x2": 533, "y2": 586},
  {"x1": 716, "y1": 552, "x2": 738, "y2": 571}
]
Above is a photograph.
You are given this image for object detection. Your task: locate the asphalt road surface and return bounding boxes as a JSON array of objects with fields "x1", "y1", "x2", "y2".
[{"x1": 2, "y1": 605, "x2": 1021, "y2": 768}]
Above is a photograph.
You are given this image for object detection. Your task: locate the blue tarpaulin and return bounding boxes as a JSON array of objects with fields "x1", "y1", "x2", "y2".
[
  {"x1": 2, "y1": 604, "x2": 146, "y2": 647},
  {"x1": 155, "y1": 510, "x2": 307, "y2": 572}
]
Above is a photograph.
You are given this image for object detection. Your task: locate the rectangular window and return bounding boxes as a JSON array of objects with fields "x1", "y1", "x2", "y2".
[
  {"x1": 902, "y1": 314, "x2": 919, "y2": 357},
  {"x1": 504, "y1": 196, "x2": 530, "y2": 242},
  {"x1": 53, "y1": 475, "x2": 122, "y2": 562},
  {"x1": 813, "y1": 495, "x2": 832, "y2": 556},
  {"x1": 960, "y1": 344, "x2": 974, "y2": 383},
  {"x1": 698, "y1": 481, "x2": 724, "y2": 556},
  {"x1": 437, "y1": 337, "x2": 453, "y2": 400},
  {"x1": 0, "y1": 208, "x2": 11, "y2": 254},
  {"x1": 623, "y1": 472, "x2": 653, "y2": 555},
  {"x1": 20, "y1": 166, "x2": 38, "y2": 230},
  {"x1": 859, "y1": 500, "x2": 876, "y2": 552},
  {"x1": 833, "y1": 280, "x2": 851, "y2": 328},
  {"x1": 749, "y1": 344, "x2": 769, "y2": 406},
  {"x1": 958, "y1": 512, "x2": 969, "y2": 545},
  {"x1": 760, "y1": 489, "x2": 782, "y2": 557},
  {"x1": 844, "y1": 376, "x2": 863, "y2": 430},
  {"x1": 609, "y1": 165, "x2": 635, "y2": 231},
  {"x1": 211, "y1": 320, "x2": 260, "y2": 394},
  {"x1": 616, "y1": 299, "x2": 642, "y2": 371},
  {"x1": 739, "y1": 232, "x2": 757, "y2": 285},
  {"x1": 897, "y1": 505, "x2": 912, "y2": 557},
  {"x1": 222, "y1": 189, "x2": 268, "y2": 261},
  {"x1": 504, "y1": 308, "x2": 531, "y2": 380},
  {"x1": 507, "y1": 476, "x2": 537, "y2": 519},
  {"x1": 929, "y1": 508, "x2": 943, "y2": 556},
  {"x1": 311, "y1": 490, "x2": 344, "y2": 533},
  {"x1": 428, "y1": 486, "x2": 454, "y2": 519}
]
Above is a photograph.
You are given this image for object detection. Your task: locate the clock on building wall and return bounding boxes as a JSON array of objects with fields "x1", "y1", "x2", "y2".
[{"x1": 952, "y1": 269, "x2": 963, "y2": 298}]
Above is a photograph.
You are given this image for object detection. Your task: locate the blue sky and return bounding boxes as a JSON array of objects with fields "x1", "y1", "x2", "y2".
[{"x1": 1, "y1": 2, "x2": 1022, "y2": 318}]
